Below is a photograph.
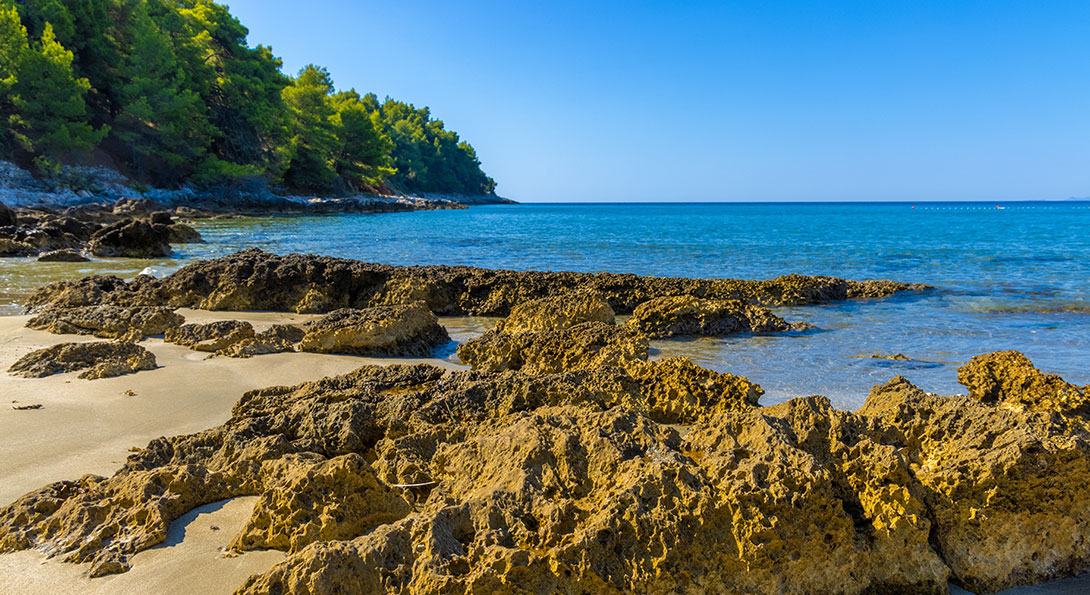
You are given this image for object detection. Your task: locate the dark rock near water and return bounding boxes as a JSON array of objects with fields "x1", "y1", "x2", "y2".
[
  {"x1": 167, "y1": 223, "x2": 202, "y2": 243},
  {"x1": 298, "y1": 303, "x2": 449, "y2": 356},
  {"x1": 7, "y1": 341, "x2": 157, "y2": 380},
  {"x1": 0, "y1": 200, "x2": 16, "y2": 227},
  {"x1": 24, "y1": 249, "x2": 931, "y2": 315},
  {"x1": 36, "y1": 250, "x2": 89, "y2": 263},
  {"x1": 27, "y1": 305, "x2": 184, "y2": 341},
  {"x1": 627, "y1": 294, "x2": 791, "y2": 337},
  {"x1": 88, "y1": 218, "x2": 172, "y2": 258}
]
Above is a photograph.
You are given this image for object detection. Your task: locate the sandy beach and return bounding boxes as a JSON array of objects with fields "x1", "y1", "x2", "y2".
[{"x1": 0, "y1": 310, "x2": 478, "y2": 594}]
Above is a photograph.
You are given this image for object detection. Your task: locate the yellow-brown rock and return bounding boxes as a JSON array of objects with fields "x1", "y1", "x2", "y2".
[
  {"x1": 7, "y1": 340, "x2": 157, "y2": 379},
  {"x1": 628, "y1": 294, "x2": 791, "y2": 337},
  {"x1": 230, "y1": 454, "x2": 412, "y2": 553},
  {"x1": 297, "y1": 302, "x2": 449, "y2": 356},
  {"x1": 957, "y1": 350, "x2": 1090, "y2": 426},
  {"x1": 456, "y1": 322, "x2": 648, "y2": 374},
  {"x1": 27, "y1": 305, "x2": 184, "y2": 341},
  {"x1": 494, "y1": 291, "x2": 615, "y2": 333}
]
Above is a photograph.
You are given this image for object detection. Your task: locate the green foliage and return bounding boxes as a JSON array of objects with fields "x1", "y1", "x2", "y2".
[{"x1": 0, "y1": 0, "x2": 496, "y2": 195}]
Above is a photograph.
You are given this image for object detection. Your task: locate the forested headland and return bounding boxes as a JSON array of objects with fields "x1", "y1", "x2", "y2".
[{"x1": 0, "y1": 0, "x2": 497, "y2": 197}]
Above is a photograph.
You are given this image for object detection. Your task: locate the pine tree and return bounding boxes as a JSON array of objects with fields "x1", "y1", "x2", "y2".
[
  {"x1": 0, "y1": 0, "x2": 28, "y2": 156},
  {"x1": 114, "y1": 0, "x2": 211, "y2": 183},
  {"x1": 281, "y1": 64, "x2": 338, "y2": 192},
  {"x1": 331, "y1": 90, "x2": 393, "y2": 191},
  {"x1": 11, "y1": 22, "x2": 107, "y2": 162}
]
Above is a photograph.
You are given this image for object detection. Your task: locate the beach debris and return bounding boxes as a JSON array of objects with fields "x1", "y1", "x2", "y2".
[
  {"x1": 124, "y1": 389, "x2": 136, "y2": 397},
  {"x1": 11, "y1": 403, "x2": 42, "y2": 410},
  {"x1": 7, "y1": 341, "x2": 157, "y2": 380}
]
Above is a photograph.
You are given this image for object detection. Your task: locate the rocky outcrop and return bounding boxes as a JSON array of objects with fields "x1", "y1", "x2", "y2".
[
  {"x1": 168, "y1": 223, "x2": 203, "y2": 243},
  {"x1": 456, "y1": 322, "x2": 649, "y2": 374},
  {"x1": 88, "y1": 218, "x2": 172, "y2": 258},
  {"x1": 164, "y1": 321, "x2": 301, "y2": 358},
  {"x1": 494, "y1": 291, "x2": 615, "y2": 333},
  {"x1": 0, "y1": 200, "x2": 15, "y2": 226},
  {"x1": 627, "y1": 294, "x2": 792, "y2": 337},
  {"x1": 24, "y1": 249, "x2": 930, "y2": 315},
  {"x1": 229, "y1": 453, "x2": 413, "y2": 554},
  {"x1": 957, "y1": 350, "x2": 1090, "y2": 426},
  {"x1": 7, "y1": 341, "x2": 157, "y2": 379},
  {"x1": 36, "y1": 249, "x2": 89, "y2": 262},
  {"x1": 297, "y1": 303, "x2": 449, "y2": 356},
  {"x1": 27, "y1": 305, "x2": 184, "y2": 341},
  {"x1": 2, "y1": 352, "x2": 1088, "y2": 593}
]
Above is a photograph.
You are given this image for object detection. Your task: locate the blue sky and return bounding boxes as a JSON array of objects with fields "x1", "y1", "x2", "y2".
[{"x1": 225, "y1": 0, "x2": 1090, "y2": 202}]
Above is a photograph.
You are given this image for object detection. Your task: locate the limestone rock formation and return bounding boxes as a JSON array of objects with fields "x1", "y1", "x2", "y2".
[
  {"x1": 456, "y1": 322, "x2": 648, "y2": 374},
  {"x1": 36, "y1": 249, "x2": 89, "y2": 262},
  {"x1": 230, "y1": 453, "x2": 412, "y2": 554},
  {"x1": 627, "y1": 294, "x2": 791, "y2": 337},
  {"x1": 7, "y1": 341, "x2": 157, "y2": 379},
  {"x1": 957, "y1": 350, "x2": 1090, "y2": 425},
  {"x1": 88, "y1": 218, "x2": 172, "y2": 258},
  {"x1": 24, "y1": 249, "x2": 929, "y2": 315},
  {"x1": 27, "y1": 305, "x2": 184, "y2": 341},
  {"x1": 166, "y1": 320, "x2": 256, "y2": 353},
  {"x1": 494, "y1": 291, "x2": 615, "y2": 333},
  {"x1": 4, "y1": 347, "x2": 1083, "y2": 594},
  {"x1": 297, "y1": 303, "x2": 449, "y2": 356}
]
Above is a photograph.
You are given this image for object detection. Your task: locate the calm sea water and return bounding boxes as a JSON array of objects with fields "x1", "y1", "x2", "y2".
[{"x1": 2, "y1": 201, "x2": 1088, "y2": 408}]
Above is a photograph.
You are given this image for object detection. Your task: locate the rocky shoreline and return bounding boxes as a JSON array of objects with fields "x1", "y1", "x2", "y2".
[{"x1": 2, "y1": 251, "x2": 1088, "y2": 593}]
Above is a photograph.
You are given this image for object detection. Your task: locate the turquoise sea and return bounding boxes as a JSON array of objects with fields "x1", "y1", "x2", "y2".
[{"x1": 3, "y1": 201, "x2": 1089, "y2": 408}]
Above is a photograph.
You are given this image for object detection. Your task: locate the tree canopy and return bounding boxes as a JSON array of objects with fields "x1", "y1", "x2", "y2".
[{"x1": 0, "y1": 0, "x2": 497, "y2": 196}]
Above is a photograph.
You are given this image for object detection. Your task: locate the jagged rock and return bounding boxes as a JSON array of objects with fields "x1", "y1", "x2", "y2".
[
  {"x1": 166, "y1": 320, "x2": 256, "y2": 353},
  {"x1": 23, "y1": 274, "x2": 165, "y2": 311},
  {"x1": 859, "y1": 374, "x2": 1090, "y2": 593},
  {"x1": 628, "y1": 294, "x2": 790, "y2": 337},
  {"x1": 627, "y1": 357, "x2": 762, "y2": 423},
  {"x1": 957, "y1": 350, "x2": 1090, "y2": 425},
  {"x1": 870, "y1": 353, "x2": 910, "y2": 360},
  {"x1": 456, "y1": 322, "x2": 648, "y2": 374},
  {"x1": 224, "y1": 324, "x2": 305, "y2": 358},
  {"x1": 230, "y1": 453, "x2": 412, "y2": 554},
  {"x1": 298, "y1": 303, "x2": 449, "y2": 356},
  {"x1": 24, "y1": 249, "x2": 929, "y2": 314},
  {"x1": 168, "y1": 223, "x2": 203, "y2": 243},
  {"x1": 88, "y1": 218, "x2": 172, "y2": 258},
  {"x1": 7, "y1": 341, "x2": 157, "y2": 380},
  {"x1": 495, "y1": 291, "x2": 615, "y2": 333},
  {"x1": 27, "y1": 305, "x2": 184, "y2": 340},
  {"x1": 0, "y1": 200, "x2": 14, "y2": 227},
  {"x1": 36, "y1": 249, "x2": 89, "y2": 262},
  {"x1": 0, "y1": 238, "x2": 36, "y2": 256}
]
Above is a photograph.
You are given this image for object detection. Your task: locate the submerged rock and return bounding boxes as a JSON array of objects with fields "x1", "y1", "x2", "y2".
[
  {"x1": 88, "y1": 218, "x2": 172, "y2": 258},
  {"x1": 627, "y1": 294, "x2": 791, "y2": 337},
  {"x1": 36, "y1": 249, "x2": 89, "y2": 263},
  {"x1": 24, "y1": 249, "x2": 930, "y2": 315},
  {"x1": 7, "y1": 341, "x2": 157, "y2": 380},
  {"x1": 495, "y1": 291, "x2": 615, "y2": 333},
  {"x1": 167, "y1": 223, "x2": 203, "y2": 244},
  {"x1": 27, "y1": 305, "x2": 184, "y2": 341},
  {"x1": 456, "y1": 322, "x2": 649, "y2": 374},
  {"x1": 870, "y1": 352, "x2": 910, "y2": 360},
  {"x1": 297, "y1": 303, "x2": 449, "y2": 356}
]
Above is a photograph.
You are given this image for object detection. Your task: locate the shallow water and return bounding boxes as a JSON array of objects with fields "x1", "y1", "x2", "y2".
[{"x1": 2, "y1": 201, "x2": 1088, "y2": 408}]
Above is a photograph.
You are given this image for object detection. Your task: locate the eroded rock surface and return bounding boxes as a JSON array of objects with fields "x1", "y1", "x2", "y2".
[
  {"x1": 627, "y1": 294, "x2": 791, "y2": 337},
  {"x1": 164, "y1": 320, "x2": 300, "y2": 358},
  {"x1": 2, "y1": 350, "x2": 1084, "y2": 594},
  {"x1": 27, "y1": 305, "x2": 184, "y2": 341},
  {"x1": 88, "y1": 218, "x2": 172, "y2": 258},
  {"x1": 25, "y1": 249, "x2": 929, "y2": 315},
  {"x1": 7, "y1": 341, "x2": 157, "y2": 379},
  {"x1": 494, "y1": 291, "x2": 615, "y2": 333},
  {"x1": 456, "y1": 322, "x2": 648, "y2": 374},
  {"x1": 297, "y1": 303, "x2": 449, "y2": 356}
]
